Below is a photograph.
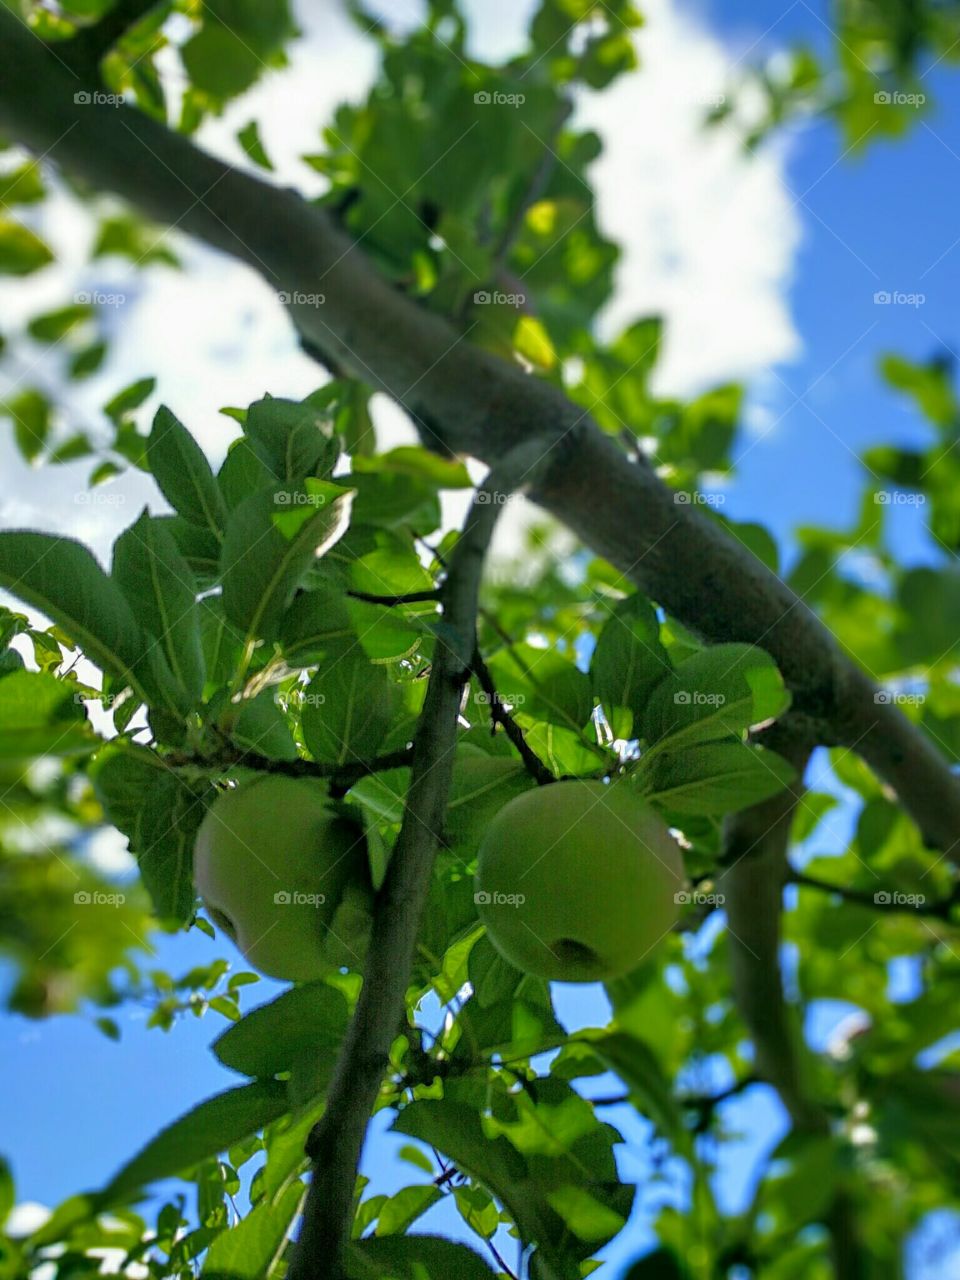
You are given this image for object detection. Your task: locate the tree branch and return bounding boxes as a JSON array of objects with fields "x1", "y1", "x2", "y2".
[
  {"x1": 287, "y1": 440, "x2": 552, "y2": 1280},
  {"x1": 0, "y1": 12, "x2": 957, "y2": 845},
  {"x1": 469, "y1": 645, "x2": 555, "y2": 786},
  {"x1": 719, "y1": 723, "x2": 827, "y2": 1135},
  {"x1": 790, "y1": 868, "x2": 960, "y2": 920},
  {"x1": 163, "y1": 747, "x2": 413, "y2": 790}
]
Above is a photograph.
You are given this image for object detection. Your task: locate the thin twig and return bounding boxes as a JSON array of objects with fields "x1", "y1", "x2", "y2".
[
  {"x1": 470, "y1": 645, "x2": 555, "y2": 786},
  {"x1": 346, "y1": 589, "x2": 441, "y2": 606},
  {"x1": 789, "y1": 869, "x2": 958, "y2": 921},
  {"x1": 163, "y1": 747, "x2": 413, "y2": 789}
]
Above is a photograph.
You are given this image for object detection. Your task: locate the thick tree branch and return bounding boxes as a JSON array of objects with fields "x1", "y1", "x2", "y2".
[
  {"x1": 287, "y1": 441, "x2": 551, "y2": 1280},
  {"x1": 719, "y1": 725, "x2": 825, "y2": 1134},
  {"x1": 0, "y1": 12, "x2": 958, "y2": 852}
]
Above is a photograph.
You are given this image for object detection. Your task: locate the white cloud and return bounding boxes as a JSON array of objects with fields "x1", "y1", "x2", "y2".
[
  {"x1": 578, "y1": 0, "x2": 801, "y2": 395},
  {"x1": 0, "y1": 1, "x2": 802, "y2": 565}
]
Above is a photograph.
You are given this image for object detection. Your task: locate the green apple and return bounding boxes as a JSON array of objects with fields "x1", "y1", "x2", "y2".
[
  {"x1": 194, "y1": 775, "x2": 370, "y2": 982},
  {"x1": 475, "y1": 780, "x2": 684, "y2": 982}
]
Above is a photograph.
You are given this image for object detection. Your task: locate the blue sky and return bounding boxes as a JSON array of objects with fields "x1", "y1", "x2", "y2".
[{"x1": 2, "y1": 0, "x2": 959, "y2": 1275}]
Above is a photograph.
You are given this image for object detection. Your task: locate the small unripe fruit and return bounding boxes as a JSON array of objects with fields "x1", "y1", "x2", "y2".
[
  {"x1": 475, "y1": 780, "x2": 683, "y2": 982},
  {"x1": 194, "y1": 775, "x2": 369, "y2": 982}
]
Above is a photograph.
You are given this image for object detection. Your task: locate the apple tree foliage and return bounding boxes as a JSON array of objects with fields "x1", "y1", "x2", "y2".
[{"x1": 0, "y1": 1, "x2": 958, "y2": 1278}]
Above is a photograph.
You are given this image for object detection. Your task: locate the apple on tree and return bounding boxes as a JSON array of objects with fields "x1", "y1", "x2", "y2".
[
  {"x1": 475, "y1": 779, "x2": 684, "y2": 982},
  {"x1": 194, "y1": 774, "x2": 372, "y2": 982}
]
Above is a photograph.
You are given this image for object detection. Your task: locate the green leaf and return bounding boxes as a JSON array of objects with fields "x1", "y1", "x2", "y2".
[
  {"x1": 0, "y1": 532, "x2": 145, "y2": 693},
  {"x1": 27, "y1": 303, "x2": 92, "y2": 342},
  {"x1": 220, "y1": 481, "x2": 354, "y2": 640},
  {"x1": 300, "y1": 642, "x2": 397, "y2": 765},
  {"x1": 99, "y1": 1081, "x2": 290, "y2": 1206},
  {"x1": 182, "y1": 24, "x2": 265, "y2": 100},
  {"x1": 104, "y1": 376, "x2": 156, "y2": 425},
  {"x1": 623, "y1": 1247, "x2": 691, "y2": 1279},
  {"x1": 279, "y1": 582, "x2": 355, "y2": 666},
  {"x1": 394, "y1": 1088, "x2": 631, "y2": 1272},
  {"x1": 2, "y1": 388, "x2": 51, "y2": 463},
  {"x1": 640, "y1": 643, "x2": 790, "y2": 749},
  {"x1": 0, "y1": 160, "x2": 45, "y2": 206},
  {"x1": 0, "y1": 669, "x2": 94, "y2": 757},
  {"x1": 590, "y1": 594, "x2": 670, "y2": 736},
  {"x1": 487, "y1": 642, "x2": 594, "y2": 732},
  {"x1": 643, "y1": 742, "x2": 796, "y2": 814},
  {"x1": 218, "y1": 437, "x2": 276, "y2": 510},
  {"x1": 375, "y1": 1184, "x2": 443, "y2": 1236},
  {"x1": 147, "y1": 406, "x2": 228, "y2": 536},
  {"x1": 65, "y1": 340, "x2": 104, "y2": 378},
  {"x1": 346, "y1": 1236, "x2": 497, "y2": 1280},
  {"x1": 213, "y1": 981, "x2": 349, "y2": 1077},
  {"x1": 0, "y1": 1156, "x2": 13, "y2": 1227},
  {"x1": 243, "y1": 397, "x2": 339, "y2": 483},
  {"x1": 236, "y1": 119, "x2": 274, "y2": 170},
  {"x1": 228, "y1": 689, "x2": 298, "y2": 761},
  {"x1": 201, "y1": 1181, "x2": 303, "y2": 1278},
  {"x1": 138, "y1": 773, "x2": 208, "y2": 923},
  {"x1": 0, "y1": 218, "x2": 53, "y2": 275},
  {"x1": 112, "y1": 510, "x2": 205, "y2": 703}
]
